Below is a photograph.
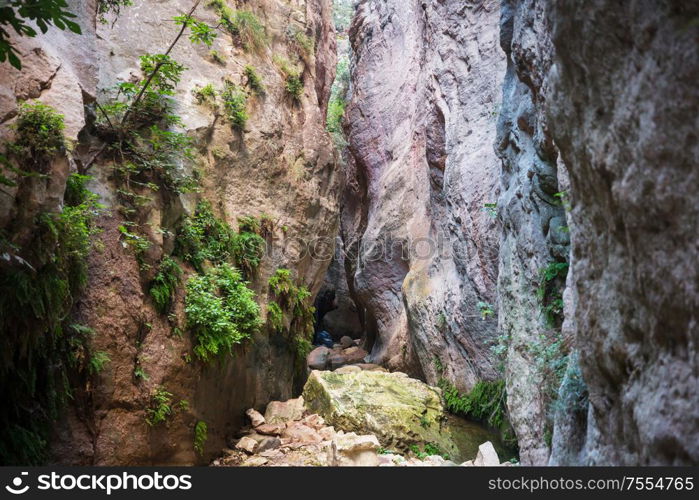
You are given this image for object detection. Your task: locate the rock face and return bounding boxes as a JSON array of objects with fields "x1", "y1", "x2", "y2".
[
  {"x1": 1, "y1": 0, "x2": 339, "y2": 465},
  {"x1": 495, "y1": 0, "x2": 569, "y2": 465},
  {"x1": 544, "y1": 0, "x2": 699, "y2": 465},
  {"x1": 342, "y1": 0, "x2": 506, "y2": 389},
  {"x1": 497, "y1": 0, "x2": 699, "y2": 465}
]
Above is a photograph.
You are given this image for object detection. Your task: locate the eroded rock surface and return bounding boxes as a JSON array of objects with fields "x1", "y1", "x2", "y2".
[
  {"x1": 1, "y1": 0, "x2": 340, "y2": 465},
  {"x1": 342, "y1": 0, "x2": 506, "y2": 391}
]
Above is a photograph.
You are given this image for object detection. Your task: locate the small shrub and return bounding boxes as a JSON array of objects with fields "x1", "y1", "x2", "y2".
[
  {"x1": 244, "y1": 65, "x2": 265, "y2": 95},
  {"x1": 221, "y1": 83, "x2": 248, "y2": 131},
  {"x1": 193, "y1": 83, "x2": 217, "y2": 106},
  {"x1": 286, "y1": 74, "x2": 303, "y2": 100},
  {"x1": 537, "y1": 261, "x2": 568, "y2": 327},
  {"x1": 231, "y1": 231, "x2": 265, "y2": 277},
  {"x1": 9, "y1": 102, "x2": 66, "y2": 164},
  {"x1": 208, "y1": 49, "x2": 226, "y2": 65},
  {"x1": 289, "y1": 27, "x2": 314, "y2": 62},
  {"x1": 268, "y1": 268, "x2": 294, "y2": 304},
  {"x1": 185, "y1": 263, "x2": 261, "y2": 362},
  {"x1": 145, "y1": 387, "x2": 173, "y2": 426},
  {"x1": 223, "y1": 10, "x2": 267, "y2": 52},
  {"x1": 194, "y1": 420, "x2": 208, "y2": 455},
  {"x1": 149, "y1": 257, "x2": 182, "y2": 314},
  {"x1": 326, "y1": 96, "x2": 345, "y2": 134},
  {"x1": 64, "y1": 173, "x2": 94, "y2": 207},
  {"x1": 175, "y1": 201, "x2": 236, "y2": 272},
  {"x1": 237, "y1": 215, "x2": 261, "y2": 234}
]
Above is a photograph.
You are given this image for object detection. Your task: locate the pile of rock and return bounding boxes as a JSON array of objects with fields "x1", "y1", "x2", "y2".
[
  {"x1": 212, "y1": 394, "x2": 515, "y2": 467},
  {"x1": 307, "y1": 336, "x2": 377, "y2": 371}
]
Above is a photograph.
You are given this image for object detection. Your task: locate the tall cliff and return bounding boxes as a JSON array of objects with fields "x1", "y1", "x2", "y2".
[
  {"x1": 0, "y1": 0, "x2": 339, "y2": 465},
  {"x1": 342, "y1": 0, "x2": 506, "y2": 391},
  {"x1": 340, "y1": 0, "x2": 698, "y2": 466}
]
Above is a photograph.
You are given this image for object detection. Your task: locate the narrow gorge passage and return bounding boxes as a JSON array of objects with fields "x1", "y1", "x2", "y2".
[{"x1": 0, "y1": 0, "x2": 696, "y2": 469}]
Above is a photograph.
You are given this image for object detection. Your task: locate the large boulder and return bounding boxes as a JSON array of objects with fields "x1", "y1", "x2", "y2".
[{"x1": 302, "y1": 370, "x2": 458, "y2": 457}]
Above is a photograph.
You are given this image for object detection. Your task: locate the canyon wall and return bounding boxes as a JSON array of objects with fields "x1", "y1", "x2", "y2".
[
  {"x1": 498, "y1": 0, "x2": 699, "y2": 465},
  {"x1": 545, "y1": 0, "x2": 699, "y2": 465},
  {"x1": 1, "y1": 0, "x2": 339, "y2": 465},
  {"x1": 343, "y1": 0, "x2": 506, "y2": 391}
]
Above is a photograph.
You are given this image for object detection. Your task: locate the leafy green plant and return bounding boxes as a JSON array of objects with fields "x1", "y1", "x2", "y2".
[
  {"x1": 267, "y1": 268, "x2": 315, "y2": 360},
  {"x1": 64, "y1": 173, "x2": 93, "y2": 207},
  {"x1": 88, "y1": 351, "x2": 110, "y2": 375},
  {"x1": 149, "y1": 257, "x2": 182, "y2": 314},
  {"x1": 194, "y1": 420, "x2": 208, "y2": 455},
  {"x1": 145, "y1": 386, "x2": 173, "y2": 426},
  {"x1": 424, "y1": 442, "x2": 449, "y2": 460},
  {"x1": 289, "y1": 26, "x2": 314, "y2": 62},
  {"x1": 439, "y1": 379, "x2": 511, "y2": 434},
  {"x1": 97, "y1": 0, "x2": 133, "y2": 24},
  {"x1": 326, "y1": 96, "x2": 345, "y2": 134},
  {"x1": 231, "y1": 231, "x2": 265, "y2": 277},
  {"x1": 208, "y1": 49, "x2": 226, "y2": 65},
  {"x1": 267, "y1": 301, "x2": 284, "y2": 332},
  {"x1": 286, "y1": 74, "x2": 303, "y2": 101},
  {"x1": 7, "y1": 102, "x2": 66, "y2": 166},
  {"x1": 134, "y1": 366, "x2": 149, "y2": 381},
  {"x1": 477, "y1": 301, "x2": 495, "y2": 320},
  {"x1": 193, "y1": 83, "x2": 217, "y2": 106},
  {"x1": 185, "y1": 263, "x2": 261, "y2": 362},
  {"x1": 221, "y1": 82, "x2": 248, "y2": 130},
  {"x1": 244, "y1": 65, "x2": 265, "y2": 95},
  {"x1": 175, "y1": 201, "x2": 236, "y2": 272},
  {"x1": 221, "y1": 9, "x2": 267, "y2": 52},
  {"x1": 537, "y1": 261, "x2": 568, "y2": 327}
]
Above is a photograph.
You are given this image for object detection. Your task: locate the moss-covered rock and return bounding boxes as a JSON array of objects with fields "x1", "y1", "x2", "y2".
[{"x1": 302, "y1": 370, "x2": 458, "y2": 458}]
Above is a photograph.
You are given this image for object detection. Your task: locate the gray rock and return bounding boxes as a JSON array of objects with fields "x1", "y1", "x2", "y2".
[
  {"x1": 340, "y1": 336, "x2": 354, "y2": 349},
  {"x1": 307, "y1": 346, "x2": 332, "y2": 370}
]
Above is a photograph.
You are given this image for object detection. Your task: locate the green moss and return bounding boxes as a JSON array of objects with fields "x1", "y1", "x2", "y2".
[
  {"x1": 149, "y1": 257, "x2": 182, "y2": 314},
  {"x1": 221, "y1": 82, "x2": 248, "y2": 131},
  {"x1": 185, "y1": 263, "x2": 261, "y2": 362},
  {"x1": 194, "y1": 420, "x2": 208, "y2": 455},
  {"x1": 244, "y1": 65, "x2": 265, "y2": 95}
]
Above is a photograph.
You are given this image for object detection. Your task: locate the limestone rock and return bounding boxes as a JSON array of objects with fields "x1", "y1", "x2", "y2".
[
  {"x1": 265, "y1": 397, "x2": 305, "y2": 424},
  {"x1": 246, "y1": 409, "x2": 265, "y2": 428},
  {"x1": 474, "y1": 441, "x2": 500, "y2": 467},
  {"x1": 341, "y1": 0, "x2": 505, "y2": 387},
  {"x1": 335, "y1": 365, "x2": 361, "y2": 374},
  {"x1": 302, "y1": 370, "x2": 457, "y2": 457},
  {"x1": 236, "y1": 437, "x2": 259, "y2": 454},
  {"x1": 329, "y1": 432, "x2": 381, "y2": 466}
]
